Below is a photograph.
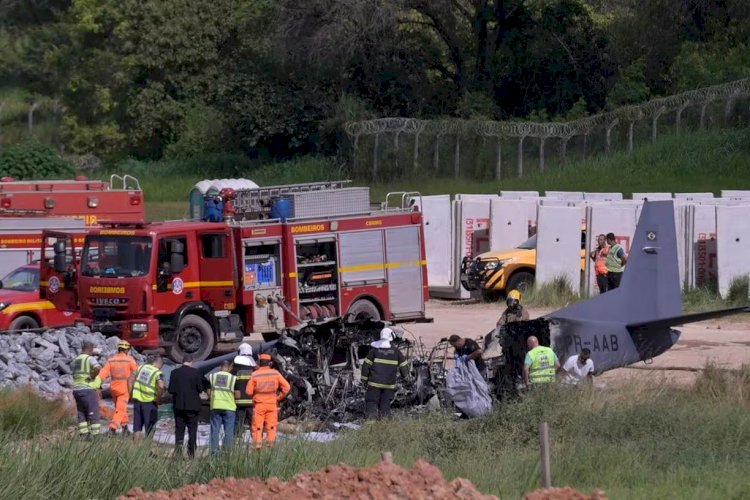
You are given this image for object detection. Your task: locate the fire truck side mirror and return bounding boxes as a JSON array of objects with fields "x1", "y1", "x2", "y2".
[
  {"x1": 170, "y1": 240, "x2": 185, "y2": 274},
  {"x1": 53, "y1": 241, "x2": 67, "y2": 273}
]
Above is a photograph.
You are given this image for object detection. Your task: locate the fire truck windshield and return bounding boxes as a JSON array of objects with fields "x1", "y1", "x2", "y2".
[{"x1": 81, "y1": 236, "x2": 153, "y2": 278}]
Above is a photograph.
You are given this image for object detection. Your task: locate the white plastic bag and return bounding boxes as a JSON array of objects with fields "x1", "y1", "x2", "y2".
[{"x1": 446, "y1": 359, "x2": 492, "y2": 417}]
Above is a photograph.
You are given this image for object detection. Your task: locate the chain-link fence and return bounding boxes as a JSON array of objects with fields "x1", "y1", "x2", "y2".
[{"x1": 344, "y1": 79, "x2": 750, "y2": 181}]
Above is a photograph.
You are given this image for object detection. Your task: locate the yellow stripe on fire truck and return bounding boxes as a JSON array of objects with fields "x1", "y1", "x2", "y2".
[
  {"x1": 39, "y1": 281, "x2": 65, "y2": 290},
  {"x1": 150, "y1": 280, "x2": 234, "y2": 291},
  {"x1": 2, "y1": 301, "x2": 57, "y2": 315},
  {"x1": 338, "y1": 260, "x2": 427, "y2": 273}
]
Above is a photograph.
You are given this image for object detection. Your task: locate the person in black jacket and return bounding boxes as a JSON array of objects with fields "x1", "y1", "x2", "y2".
[
  {"x1": 361, "y1": 328, "x2": 410, "y2": 420},
  {"x1": 168, "y1": 355, "x2": 207, "y2": 458}
]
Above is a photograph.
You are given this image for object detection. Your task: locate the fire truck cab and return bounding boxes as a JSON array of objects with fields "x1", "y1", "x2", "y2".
[
  {"x1": 0, "y1": 174, "x2": 144, "y2": 331},
  {"x1": 41, "y1": 181, "x2": 429, "y2": 361}
]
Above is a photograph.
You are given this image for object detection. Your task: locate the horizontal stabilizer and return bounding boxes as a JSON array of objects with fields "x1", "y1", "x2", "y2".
[{"x1": 626, "y1": 306, "x2": 750, "y2": 332}]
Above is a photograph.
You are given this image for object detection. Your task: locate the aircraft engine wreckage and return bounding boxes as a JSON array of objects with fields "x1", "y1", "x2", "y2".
[{"x1": 262, "y1": 318, "x2": 448, "y2": 421}]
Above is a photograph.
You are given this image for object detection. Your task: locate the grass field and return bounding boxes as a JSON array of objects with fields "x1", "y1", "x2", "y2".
[
  {"x1": 124, "y1": 127, "x2": 750, "y2": 220},
  {"x1": 1, "y1": 366, "x2": 748, "y2": 499}
]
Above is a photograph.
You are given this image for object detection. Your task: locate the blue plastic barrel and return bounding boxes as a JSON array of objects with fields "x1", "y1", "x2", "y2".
[{"x1": 270, "y1": 198, "x2": 292, "y2": 221}]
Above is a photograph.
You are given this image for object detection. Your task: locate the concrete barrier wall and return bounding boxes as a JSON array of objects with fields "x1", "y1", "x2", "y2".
[
  {"x1": 489, "y1": 199, "x2": 537, "y2": 250},
  {"x1": 536, "y1": 205, "x2": 583, "y2": 289},
  {"x1": 420, "y1": 192, "x2": 750, "y2": 299},
  {"x1": 717, "y1": 205, "x2": 750, "y2": 298}
]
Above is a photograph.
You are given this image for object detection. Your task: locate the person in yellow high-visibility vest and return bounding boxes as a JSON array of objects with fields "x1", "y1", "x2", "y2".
[
  {"x1": 523, "y1": 336, "x2": 560, "y2": 387},
  {"x1": 70, "y1": 341, "x2": 102, "y2": 439},
  {"x1": 131, "y1": 355, "x2": 165, "y2": 439},
  {"x1": 208, "y1": 360, "x2": 240, "y2": 455}
]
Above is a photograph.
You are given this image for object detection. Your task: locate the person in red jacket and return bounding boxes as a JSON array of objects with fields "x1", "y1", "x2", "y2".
[{"x1": 247, "y1": 354, "x2": 290, "y2": 449}]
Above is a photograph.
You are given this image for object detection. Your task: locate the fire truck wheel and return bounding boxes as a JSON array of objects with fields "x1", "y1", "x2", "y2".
[
  {"x1": 10, "y1": 315, "x2": 39, "y2": 331},
  {"x1": 170, "y1": 315, "x2": 215, "y2": 362},
  {"x1": 347, "y1": 299, "x2": 381, "y2": 321}
]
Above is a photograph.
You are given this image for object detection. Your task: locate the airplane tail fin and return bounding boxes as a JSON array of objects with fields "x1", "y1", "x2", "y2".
[{"x1": 552, "y1": 200, "x2": 683, "y2": 324}]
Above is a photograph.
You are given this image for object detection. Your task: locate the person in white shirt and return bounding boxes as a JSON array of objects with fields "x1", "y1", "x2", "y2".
[{"x1": 561, "y1": 348, "x2": 594, "y2": 385}]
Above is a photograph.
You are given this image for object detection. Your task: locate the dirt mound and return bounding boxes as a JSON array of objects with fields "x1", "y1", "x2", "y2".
[
  {"x1": 120, "y1": 459, "x2": 497, "y2": 500},
  {"x1": 524, "y1": 487, "x2": 608, "y2": 500}
]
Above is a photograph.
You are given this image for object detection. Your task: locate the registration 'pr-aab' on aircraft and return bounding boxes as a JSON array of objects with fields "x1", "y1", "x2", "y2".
[{"x1": 495, "y1": 199, "x2": 749, "y2": 382}]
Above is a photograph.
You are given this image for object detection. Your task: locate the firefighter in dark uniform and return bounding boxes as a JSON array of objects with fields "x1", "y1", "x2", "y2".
[
  {"x1": 361, "y1": 327, "x2": 410, "y2": 420},
  {"x1": 233, "y1": 343, "x2": 256, "y2": 438}
]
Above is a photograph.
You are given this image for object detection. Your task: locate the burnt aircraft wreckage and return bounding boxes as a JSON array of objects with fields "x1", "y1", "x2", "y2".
[{"x1": 170, "y1": 200, "x2": 748, "y2": 420}]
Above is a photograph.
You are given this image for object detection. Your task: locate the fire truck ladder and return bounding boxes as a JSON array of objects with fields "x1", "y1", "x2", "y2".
[
  {"x1": 109, "y1": 174, "x2": 141, "y2": 191},
  {"x1": 231, "y1": 180, "x2": 352, "y2": 219}
]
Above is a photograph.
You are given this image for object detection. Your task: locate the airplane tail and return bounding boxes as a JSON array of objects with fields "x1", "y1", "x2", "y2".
[{"x1": 551, "y1": 200, "x2": 683, "y2": 324}]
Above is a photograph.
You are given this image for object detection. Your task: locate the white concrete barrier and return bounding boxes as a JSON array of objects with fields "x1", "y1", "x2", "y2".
[
  {"x1": 631, "y1": 192, "x2": 673, "y2": 201},
  {"x1": 417, "y1": 195, "x2": 453, "y2": 289},
  {"x1": 499, "y1": 191, "x2": 539, "y2": 199},
  {"x1": 544, "y1": 191, "x2": 584, "y2": 200},
  {"x1": 489, "y1": 199, "x2": 537, "y2": 251},
  {"x1": 536, "y1": 205, "x2": 584, "y2": 291},
  {"x1": 583, "y1": 192, "x2": 624, "y2": 201},
  {"x1": 721, "y1": 190, "x2": 750, "y2": 200},
  {"x1": 717, "y1": 205, "x2": 750, "y2": 298},
  {"x1": 675, "y1": 192, "x2": 714, "y2": 200}
]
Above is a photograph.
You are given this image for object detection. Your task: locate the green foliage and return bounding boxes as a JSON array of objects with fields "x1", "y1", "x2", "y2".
[
  {"x1": 456, "y1": 91, "x2": 499, "y2": 120},
  {"x1": 165, "y1": 103, "x2": 227, "y2": 160},
  {"x1": 524, "y1": 276, "x2": 581, "y2": 308},
  {"x1": 0, "y1": 142, "x2": 74, "y2": 179},
  {"x1": 0, "y1": 388, "x2": 74, "y2": 440},
  {"x1": 669, "y1": 40, "x2": 750, "y2": 91},
  {"x1": 606, "y1": 58, "x2": 651, "y2": 109}
]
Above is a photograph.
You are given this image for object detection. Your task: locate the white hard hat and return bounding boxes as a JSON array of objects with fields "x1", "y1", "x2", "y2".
[
  {"x1": 234, "y1": 355, "x2": 256, "y2": 367},
  {"x1": 238, "y1": 343, "x2": 253, "y2": 356},
  {"x1": 380, "y1": 327, "x2": 394, "y2": 342}
]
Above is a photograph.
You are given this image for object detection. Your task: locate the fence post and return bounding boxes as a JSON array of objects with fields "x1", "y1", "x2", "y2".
[
  {"x1": 700, "y1": 102, "x2": 709, "y2": 129},
  {"x1": 517, "y1": 136, "x2": 525, "y2": 178},
  {"x1": 413, "y1": 132, "x2": 421, "y2": 174},
  {"x1": 495, "y1": 138, "x2": 502, "y2": 181},
  {"x1": 28, "y1": 101, "x2": 39, "y2": 134},
  {"x1": 433, "y1": 134, "x2": 441, "y2": 173},
  {"x1": 373, "y1": 133, "x2": 380, "y2": 180},
  {"x1": 539, "y1": 422, "x2": 552, "y2": 488},
  {"x1": 628, "y1": 121, "x2": 635, "y2": 152},
  {"x1": 676, "y1": 103, "x2": 689, "y2": 135},
  {"x1": 652, "y1": 106, "x2": 666, "y2": 143},
  {"x1": 454, "y1": 135, "x2": 461, "y2": 180},
  {"x1": 605, "y1": 119, "x2": 618, "y2": 154},
  {"x1": 538, "y1": 137, "x2": 546, "y2": 172}
]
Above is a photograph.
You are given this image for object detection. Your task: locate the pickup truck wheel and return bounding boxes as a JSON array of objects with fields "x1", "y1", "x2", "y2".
[
  {"x1": 347, "y1": 299, "x2": 381, "y2": 321},
  {"x1": 10, "y1": 316, "x2": 39, "y2": 331},
  {"x1": 506, "y1": 272, "x2": 534, "y2": 294},
  {"x1": 170, "y1": 315, "x2": 215, "y2": 363}
]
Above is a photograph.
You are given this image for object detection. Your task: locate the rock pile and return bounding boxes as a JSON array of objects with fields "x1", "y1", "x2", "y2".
[
  {"x1": 120, "y1": 459, "x2": 498, "y2": 500},
  {"x1": 0, "y1": 327, "x2": 145, "y2": 395}
]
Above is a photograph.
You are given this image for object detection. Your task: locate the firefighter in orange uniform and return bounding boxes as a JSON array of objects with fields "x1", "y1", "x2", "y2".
[
  {"x1": 96, "y1": 340, "x2": 138, "y2": 434},
  {"x1": 247, "y1": 353, "x2": 290, "y2": 449}
]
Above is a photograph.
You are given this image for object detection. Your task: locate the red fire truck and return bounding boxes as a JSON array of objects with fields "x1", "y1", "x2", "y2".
[
  {"x1": 0, "y1": 175, "x2": 144, "y2": 331},
  {"x1": 40, "y1": 181, "x2": 429, "y2": 361}
]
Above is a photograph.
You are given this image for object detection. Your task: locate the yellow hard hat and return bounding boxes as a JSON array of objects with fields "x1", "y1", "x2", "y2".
[
  {"x1": 507, "y1": 289, "x2": 521, "y2": 302},
  {"x1": 118, "y1": 340, "x2": 131, "y2": 350}
]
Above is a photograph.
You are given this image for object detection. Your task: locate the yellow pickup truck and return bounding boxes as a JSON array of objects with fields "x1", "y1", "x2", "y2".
[{"x1": 460, "y1": 231, "x2": 587, "y2": 300}]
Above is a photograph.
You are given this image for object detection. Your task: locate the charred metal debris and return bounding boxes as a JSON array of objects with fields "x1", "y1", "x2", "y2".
[{"x1": 260, "y1": 318, "x2": 450, "y2": 421}]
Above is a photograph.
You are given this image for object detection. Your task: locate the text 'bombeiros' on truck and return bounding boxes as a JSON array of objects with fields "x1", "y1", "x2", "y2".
[
  {"x1": 39, "y1": 180, "x2": 430, "y2": 361},
  {"x1": 0, "y1": 174, "x2": 144, "y2": 332}
]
